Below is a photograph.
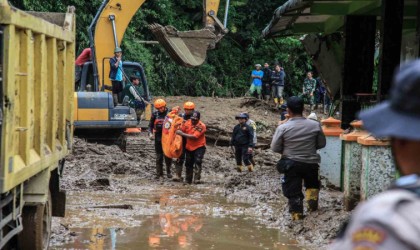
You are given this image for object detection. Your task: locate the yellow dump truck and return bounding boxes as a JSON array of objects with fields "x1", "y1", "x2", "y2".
[{"x1": 0, "y1": 1, "x2": 75, "y2": 249}]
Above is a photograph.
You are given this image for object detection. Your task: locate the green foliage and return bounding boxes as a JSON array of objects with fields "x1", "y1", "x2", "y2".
[{"x1": 9, "y1": 0, "x2": 312, "y2": 97}]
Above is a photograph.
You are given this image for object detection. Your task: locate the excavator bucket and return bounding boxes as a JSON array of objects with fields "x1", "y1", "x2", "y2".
[{"x1": 149, "y1": 23, "x2": 218, "y2": 68}]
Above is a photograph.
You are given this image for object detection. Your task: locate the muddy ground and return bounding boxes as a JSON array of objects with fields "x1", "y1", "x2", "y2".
[{"x1": 51, "y1": 97, "x2": 349, "y2": 249}]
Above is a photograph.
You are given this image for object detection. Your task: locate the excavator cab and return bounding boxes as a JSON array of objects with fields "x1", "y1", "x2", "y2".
[{"x1": 74, "y1": 61, "x2": 151, "y2": 129}]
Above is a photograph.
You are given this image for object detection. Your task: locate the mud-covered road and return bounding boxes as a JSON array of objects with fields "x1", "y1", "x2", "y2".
[{"x1": 50, "y1": 97, "x2": 349, "y2": 249}]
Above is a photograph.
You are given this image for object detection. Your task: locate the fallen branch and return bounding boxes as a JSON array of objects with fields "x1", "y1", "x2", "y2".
[{"x1": 87, "y1": 204, "x2": 133, "y2": 209}]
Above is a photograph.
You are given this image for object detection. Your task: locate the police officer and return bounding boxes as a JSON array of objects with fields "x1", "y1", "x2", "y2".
[
  {"x1": 231, "y1": 113, "x2": 254, "y2": 172},
  {"x1": 149, "y1": 99, "x2": 172, "y2": 180},
  {"x1": 271, "y1": 96, "x2": 326, "y2": 220},
  {"x1": 244, "y1": 113, "x2": 257, "y2": 168},
  {"x1": 173, "y1": 101, "x2": 195, "y2": 182},
  {"x1": 330, "y1": 60, "x2": 420, "y2": 249}
]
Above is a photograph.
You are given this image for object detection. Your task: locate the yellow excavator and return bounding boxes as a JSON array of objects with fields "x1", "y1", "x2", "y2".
[{"x1": 73, "y1": 0, "x2": 227, "y2": 147}]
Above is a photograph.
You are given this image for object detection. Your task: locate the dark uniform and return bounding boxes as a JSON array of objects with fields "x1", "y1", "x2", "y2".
[
  {"x1": 149, "y1": 108, "x2": 172, "y2": 179},
  {"x1": 231, "y1": 121, "x2": 254, "y2": 172}
]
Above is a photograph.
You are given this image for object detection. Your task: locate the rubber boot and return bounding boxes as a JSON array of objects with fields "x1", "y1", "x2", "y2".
[
  {"x1": 247, "y1": 164, "x2": 254, "y2": 172},
  {"x1": 172, "y1": 162, "x2": 183, "y2": 182},
  {"x1": 274, "y1": 98, "x2": 278, "y2": 106},
  {"x1": 291, "y1": 212, "x2": 304, "y2": 221},
  {"x1": 306, "y1": 188, "x2": 319, "y2": 212},
  {"x1": 166, "y1": 164, "x2": 172, "y2": 179},
  {"x1": 280, "y1": 97, "x2": 284, "y2": 105},
  {"x1": 193, "y1": 164, "x2": 202, "y2": 184},
  {"x1": 156, "y1": 155, "x2": 164, "y2": 179},
  {"x1": 236, "y1": 165, "x2": 243, "y2": 172}
]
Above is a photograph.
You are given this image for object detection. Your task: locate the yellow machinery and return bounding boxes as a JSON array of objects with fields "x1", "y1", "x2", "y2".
[
  {"x1": 74, "y1": 0, "x2": 227, "y2": 146},
  {"x1": 0, "y1": 1, "x2": 75, "y2": 249}
]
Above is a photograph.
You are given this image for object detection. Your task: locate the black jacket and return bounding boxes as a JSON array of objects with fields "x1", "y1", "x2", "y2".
[
  {"x1": 148, "y1": 108, "x2": 169, "y2": 135},
  {"x1": 231, "y1": 123, "x2": 254, "y2": 147}
]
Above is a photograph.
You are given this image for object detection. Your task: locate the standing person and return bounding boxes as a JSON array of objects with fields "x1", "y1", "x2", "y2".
[
  {"x1": 271, "y1": 96, "x2": 326, "y2": 220},
  {"x1": 330, "y1": 60, "x2": 420, "y2": 250},
  {"x1": 231, "y1": 113, "x2": 254, "y2": 172},
  {"x1": 302, "y1": 71, "x2": 317, "y2": 111},
  {"x1": 270, "y1": 64, "x2": 286, "y2": 107},
  {"x1": 244, "y1": 113, "x2": 257, "y2": 168},
  {"x1": 176, "y1": 111, "x2": 206, "y2": 184},
  {"x1": 173, "y1": 101, "x2": 196, "y2": 182},
  {"x1": 75, "y1": 48, "x2": 91, "y2": 86},
  {"x1": 122, "y1": 75, "x2": 148, "y2": 125},
  {"x1": 109, "y1": 47, "x2": 124, "y2": 106},
  {"x1": 149, "y1": 99, "x2": 173, "y2": 180},
  {"x1": 261, "y1": 63, "x2": 272, "y2": 101},
  {"x1": 250, "y1": 64, "x2": 264, "y2": 99}
]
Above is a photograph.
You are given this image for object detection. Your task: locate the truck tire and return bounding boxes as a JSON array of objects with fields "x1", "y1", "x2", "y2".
[{"x1": 18, "y1": 192, "x2": 52, "y2": 250}]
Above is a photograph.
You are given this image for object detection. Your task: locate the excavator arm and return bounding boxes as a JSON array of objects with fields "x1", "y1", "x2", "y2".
[
  {"x1": 89, "y1": 0, "x2": 227, "y2": 89},
  {"x1": 89, "y1": 0, "x2": 147, "y2": 90},
  {"x1": 149, "y1": 0, "x2": 228, "y2": 67}
]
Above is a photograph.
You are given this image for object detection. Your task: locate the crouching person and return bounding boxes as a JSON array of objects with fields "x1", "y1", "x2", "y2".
[
  {"x1": 176, "y1": 111, "x2": 206, "y2": 184},
  {"x1": 231, "y1": 113, "x2": 254, "y2": 172},
  {"x1": 270, "y1": 96, "x2": 326, "y2": 220}
]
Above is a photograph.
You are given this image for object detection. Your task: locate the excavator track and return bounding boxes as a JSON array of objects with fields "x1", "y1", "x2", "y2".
[
  {"x1": 124, "y1": 132, "x2": 155, "y2": 156},
  {"x1": 148, "y1": 23, "x2": 217, "y2": 68}
]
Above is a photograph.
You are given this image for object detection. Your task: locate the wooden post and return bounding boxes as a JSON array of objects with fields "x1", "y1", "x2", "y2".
[
  {"x1": 377, "y1": 0, "x2": 404, "y2": 100},
  {"x1": 341, "y1": 16, "x2": 376, "y2": 129}
]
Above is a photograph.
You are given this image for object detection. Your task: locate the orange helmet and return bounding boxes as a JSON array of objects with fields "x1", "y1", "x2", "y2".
[
  {"x1": 183, "y1": 101, "x2": 195, "y2": 110},
  {"x1": 154, "y1": 99, "x2": 166, "y2": 108}
]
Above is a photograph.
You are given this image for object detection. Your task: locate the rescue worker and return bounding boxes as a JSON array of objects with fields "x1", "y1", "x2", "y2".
[
  {"x1": 176, "y1": 111, "x2": 206, "y2": 184},
  {"x1": 109, "y1": 47, "x2": 124, "y2": 106},
  {"x1": 302, "y1": 71, "x2": 317, "y2": 111},
  {"x1": 173, "y1": 101, "x2": 195, "y2": 182},
  {"x1": 330, "y1": 60, "x2": 420, "y2": 250},
  {"x1": 271, "y1": 96, "x2": 326, "y2": 220},
  {"x1": 244, "y1": 113, "x2": 257, "y2": 168},
  {"x1": 149, "y1": 99, "x2": 173, "y2": 180},
  {"x1": 231, "y1": 113, "x2": 254, "y2": 172},
  {"x1": 122, "y1": 75, "x2": 148, "y2": 125}
]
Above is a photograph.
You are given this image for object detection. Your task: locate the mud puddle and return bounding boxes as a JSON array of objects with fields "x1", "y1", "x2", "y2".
[{"x1": 50, "y1": 183, "x2": 304, "y2": 249}]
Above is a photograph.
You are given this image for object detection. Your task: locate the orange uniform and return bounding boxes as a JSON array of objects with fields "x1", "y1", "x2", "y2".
[{"x1": 181, "y1": 120, "x2": 206, "y2": 151}]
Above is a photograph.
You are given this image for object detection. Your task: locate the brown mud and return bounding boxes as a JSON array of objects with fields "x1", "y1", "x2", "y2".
[{"x1": 51, "y1": 96, "x2": 349, "y2": 249}]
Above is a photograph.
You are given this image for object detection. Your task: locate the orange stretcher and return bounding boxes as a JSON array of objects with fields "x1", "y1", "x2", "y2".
[{"x1": 162, "y1": 106, "x2": 183, "y2": 158}]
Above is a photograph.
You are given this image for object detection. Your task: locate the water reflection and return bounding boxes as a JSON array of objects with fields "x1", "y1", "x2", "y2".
[
  {"x1": 148, "y1": 213, "x2": 203, "y2": 248},
  {"x1": 58, "y1": 215, "x2": 302, "y2": 250}
]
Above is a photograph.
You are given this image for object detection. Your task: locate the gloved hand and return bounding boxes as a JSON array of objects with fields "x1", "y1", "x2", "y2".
[{"x1": 247, "y1": 147, "x2": 253, "y2": 154}]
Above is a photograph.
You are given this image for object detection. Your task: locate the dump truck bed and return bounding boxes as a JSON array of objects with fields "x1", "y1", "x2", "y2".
[{"x1": 0, "y1": 1, "x2": 76, "y2": 193}]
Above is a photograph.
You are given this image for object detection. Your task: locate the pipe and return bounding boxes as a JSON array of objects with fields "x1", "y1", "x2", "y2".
[
  {"x1": 223, "y1": 0, "x2": 230, "y2": 27},
  {"x1": 109, "y1": 15, "x2": 119, "y2": 48}
]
